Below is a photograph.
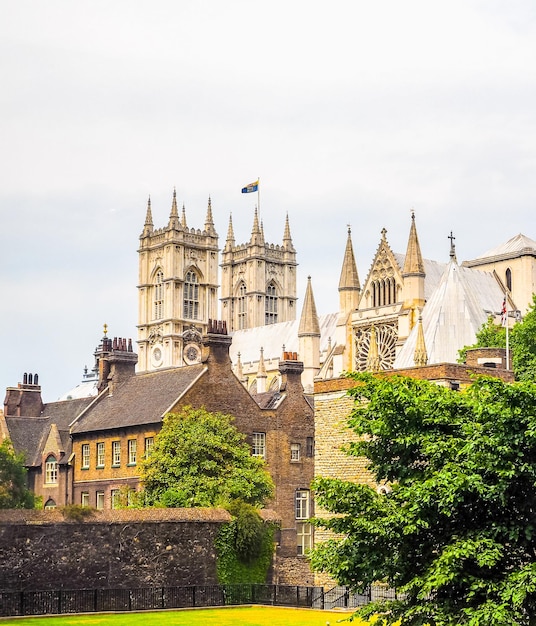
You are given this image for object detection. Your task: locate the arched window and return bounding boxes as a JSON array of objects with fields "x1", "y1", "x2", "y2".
[
  {"x1": 371, "y1": 278, "x2": 397, "y2": 307},
  {"x1": 506, "y1": 268, "x2": 512, "y2": 292},
  {"x1": 154, "y1": 270, "x2": 164, "y2": 320},
  {"x1": 184, "y1": 270, "x2": 199, "y2": 319},
  {"x1": 44, "y1": 499, "x2": 56, "y2": 510},
  {"x1": 45, "y1": 455, "x2": 58, "y2": 484},
  {"x1": 238, "y1": 282, "x2": 247, "y2": 329},
  {"x1": 265, "y1": 282, "x2": 278, "y2": 324}
]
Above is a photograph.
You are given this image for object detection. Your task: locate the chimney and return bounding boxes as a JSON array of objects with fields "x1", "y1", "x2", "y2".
[
  {"x1": 278, "y1": 352, "x2": 304, "y2": 392},
  {"x1": 4, "y1": 373, "x2": 44, "y2": 417},
  {"x1": 202, "y1": 319, "x2": 233, "y2": 364},
  {"x1": 95, "y1": 335, "x2": 138, "y2": 394}
]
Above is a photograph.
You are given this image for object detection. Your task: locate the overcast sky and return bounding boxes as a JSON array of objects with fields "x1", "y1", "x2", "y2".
[{"x1": 1, "y1": 1, "x2": 535, "y2": 403}]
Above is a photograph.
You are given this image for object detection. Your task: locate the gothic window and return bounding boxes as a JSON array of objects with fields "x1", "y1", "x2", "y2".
[
  {"x1": 354, "y1": 323, "x2": 398, "y2": 371},
  {"x1": 45, "y1": 455, "x2": 58, "y2": 484},
  {"x1": 238, "y1": 282, "x2": 247, "y2": 329},
  {"x1": 184, "y1": 270, "x2": 199, "y2": 320},
  {"x1": 265, "y1": 282, "x2": 278, "y2": 324},
  {"x1": 44, "y1": 499, "x2": 57, "y2": 510},
  {"x1": 154, "y1": 270, "x2": 164, "y2": 320},
  {"x1": 506, "y1": 268, "x2": 512, "y2": 292},
  {"x1": 371, "y1": 277, "x2": 397, "y2": 307}
]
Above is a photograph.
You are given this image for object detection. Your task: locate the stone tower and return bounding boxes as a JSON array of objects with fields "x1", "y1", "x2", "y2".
[
  {"x1": 137, "y1": 191, "x2": 219, "y2": 372},
  {"x1": 220, "y1": 210, "x2": 297, "y2": 331}
]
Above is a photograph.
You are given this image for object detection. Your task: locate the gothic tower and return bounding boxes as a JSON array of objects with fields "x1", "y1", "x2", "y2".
[
  {"x1": 137, "y1": 191, "x2": 219, "y2": 372},
  {"x1": 220, "y1": 210, "x2": 297, "y2": 331}
]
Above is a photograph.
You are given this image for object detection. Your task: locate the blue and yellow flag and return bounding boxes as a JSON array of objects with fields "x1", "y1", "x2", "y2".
[{"x1": 241, "y1": 180, "x2": 259, "y2": 193}]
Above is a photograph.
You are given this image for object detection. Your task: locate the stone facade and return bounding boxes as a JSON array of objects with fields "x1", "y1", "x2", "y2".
[{"x1": 0, "y1": 509, "x2": 230, "y2": 591}]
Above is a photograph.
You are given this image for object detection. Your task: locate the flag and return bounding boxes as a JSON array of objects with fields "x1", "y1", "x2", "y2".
[
  {"x1": 501, "y1": 296, "x2": 507, "y2": 327},
  {"x1": 241, "y1": 180, "x2": 259, "y2": 193}
]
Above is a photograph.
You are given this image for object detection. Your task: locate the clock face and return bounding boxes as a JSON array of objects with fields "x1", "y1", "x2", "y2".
[
  {"x1": 184, "y1": 343, "x2": 200, "y2": 364},
  {"x1": 152, "y1": 346, "x2": 163, "y2": 366}
]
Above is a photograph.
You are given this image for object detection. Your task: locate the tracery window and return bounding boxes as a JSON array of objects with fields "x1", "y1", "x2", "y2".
[
  {"x1": 184, "y1": 270, "x2": 199, "y2": 320},
  {"x1": 354, "y1": 323, "x2": 398, "y2": 371},
  {"x1": 238, "y1": 282, "x2": 247, "y2": 329},
  {"x1": 265, "y1": 282, "x2": 278, "y2": 325},
  {"x1": 154, "y1": 270, "x2": 164, "y2": 320}
]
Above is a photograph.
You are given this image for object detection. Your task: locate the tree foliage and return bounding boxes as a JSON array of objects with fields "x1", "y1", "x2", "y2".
[
  {"x1": 0, "y1": 439, "x2": 37, "y2": 509},
  {"x1": 140, "y1": 406, "x2": 274, "y2": 508},
  {"x1": 310, "y1": 373, "x2": 536, "y2": 625},
  {"x1": 459, "y1": 293, "x2": 536, "y2": 382}
]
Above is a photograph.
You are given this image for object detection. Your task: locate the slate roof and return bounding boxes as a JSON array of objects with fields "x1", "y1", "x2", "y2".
[
  {"x1": 394, "y1": 260, "x2": 504, "y2": 368},
  {"x1": 70, "y1": 364, "x2": 207, "y2": 434},
  {"x1": 5, "y1": 397, "x2": 93, "y2": 466}
]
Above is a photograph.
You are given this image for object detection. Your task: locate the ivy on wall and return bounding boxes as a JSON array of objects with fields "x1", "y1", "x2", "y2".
[{"x1": 215, "y1": 501, "x2": 276, "y2": 584}]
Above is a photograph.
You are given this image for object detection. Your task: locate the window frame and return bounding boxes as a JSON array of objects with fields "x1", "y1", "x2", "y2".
[
  {"x1": 45, "y1": 455, "x2": 58, "y2": 484},
  {"x1": 183, "y1": 270, "x2": 199, "y2": 320},
  {"x1": 112, "y1": 441, "x2": 121, "y2": 467},
  {"x1": 265, "y1": 282, "x2": 278, "y2": 325},
  {"x1": 96, "y1": 491, "x2": 105, "y2": 510},
  {"x1": 252, "y1": 432, "x2": 266, "y2": 459},
  {"x1": 296, "y1": 522, "x2": 313, "y2": 556},
  {"x1": 81, "y1": 492, "x2": 90, "y2": 507},
  {"x1": 128, "y1": 439, "x2": 137, "y2": 465},
  {"x1": 295, "y1": 489, "x2": 310, "y2": 520},
  {"x1": 144, "y1": 436, "x2": 154, "y2": 459},
  {"x1": 96, "y1": 442, "x2": 105, "y2": 468},
  {"x1": 290, "y1": 443, "x2": 301, "y2": 462},
  {"x1": 81, "y1": 443, "x2": 90, "y2": 469}
]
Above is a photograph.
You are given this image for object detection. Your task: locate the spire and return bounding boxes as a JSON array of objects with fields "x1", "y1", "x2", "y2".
[
  {"x1": 281, "y1": 212, "x2": 296, "y2": 252},
  {"x1": 249, "y1": 207, "x2": 263, "y2": 244},
  {"x1": 142, "y1": 196, "x2": 154, "y2": 236},
  {"x1": 448, "y1": 231, "x2": 457, "y2": 263},
  {"x1": 204, "y1": 196, "x2": 215, "y2": 232},
  {"x1": 235, "y1": 351, "x2": 245, "y2": 384},
  {"x1": 298, "y1": 276, "x2": 321, "y2": 337},
  {"x1": 402, "y1": 211, "x2": 425, "y2": 276},
  {"x1": 366, "y1": 325, "x2": 381, "y2": 372},
  {"x1": 224, "y1": 213, "x2": 235, "y2": 251},
  {"x1": 181, "y1": 203, "x2": 187, "y2": 229},
  {"x1": 338, "y1": 226, "x2": 361, "y2": 291},
  {"x1": 413, "y1": 314, "x2": 428, "y2": 366},
  {"x1": 256, "y1": 347, "x2": 267, "y2": 393},
  {"x1": 168, "y1": 188, "x2": 180, "y2": 230},
  {"x1": 260, "y1": 220, "x2": 265, "y2": 240}
]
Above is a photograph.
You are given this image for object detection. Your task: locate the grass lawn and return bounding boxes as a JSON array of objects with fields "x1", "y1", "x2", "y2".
[{"x1": 0, "y1": 606, "x2": 364, "y2": 625}]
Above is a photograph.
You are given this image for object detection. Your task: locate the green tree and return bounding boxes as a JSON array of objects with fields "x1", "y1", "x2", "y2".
[
  {"x1": 310, "y1": 373, "x2": 536, "y2": 625},
  {"x1": 458, "y1": 294, "x2": 536, "y2": 382},
  {"x1": 0, "y1": 439, "x2": 37, "y2": 509},
  {"x1": 511, "y1": 294, "x2": 536, "y2": 382},
  {"x1": 140, "y1": 406, "x2": 274, "y2": 508}
]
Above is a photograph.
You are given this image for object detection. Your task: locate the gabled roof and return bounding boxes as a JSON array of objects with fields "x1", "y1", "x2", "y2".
[
  {"x1": 5, "y1": 396, "x2": 94, "y2": 466},
  {"x1": 394, "y1": 261, "x2": 504, "y2": 368},
  {"x1": 70, "y1": 364, "x2": 207, "y2": 434},
  {"x1": 466, "y1": 233, "x2": 536, "y2": 263}
]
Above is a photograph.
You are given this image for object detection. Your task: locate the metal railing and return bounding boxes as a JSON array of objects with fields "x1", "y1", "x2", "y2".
[{"x1": 0, "y1": 583, "x2": 398, "y2": 617}]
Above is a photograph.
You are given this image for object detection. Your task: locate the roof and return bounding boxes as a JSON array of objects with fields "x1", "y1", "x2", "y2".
[
  {"x1": 230, "y1": 313, "x2": 338, "y2": 365},
  {"x1": 5, "y1": 397, "x2": 94, "y2": 466},
  {"x1": 469, "y1": 233, "x2": 536, "y2": 261},
  {"x1": 70, "y1": 364, "x2": 207, "y2": 434},
  {"x1": 394, "y1": 261, "x2": 504, "y2": 368}
]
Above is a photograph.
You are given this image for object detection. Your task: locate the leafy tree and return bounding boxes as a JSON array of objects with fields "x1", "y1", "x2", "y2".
[
  {"x1": 458, "y1": 294, "x2": 536, "y2": 382},
  {"x1": 140, "y1": 406, "x2": 274, "y2": 508},
  {"x1": 310, "y1": 373, "x2": 536, "y2": 625},
  {"x1": 511, "y1": 294, "x2": 536, "y2": 382},
  {"x1": 0, "y1": 439, "x2": 37, "y2": 509}
]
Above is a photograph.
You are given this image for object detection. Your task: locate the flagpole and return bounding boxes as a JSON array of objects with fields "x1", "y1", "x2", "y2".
[
  {"x1": 257, "y1": 177, "x2": 261, "y2": 223},
  {"x1": 505, "y1": 292, "x2": 510, "y2": 370}
]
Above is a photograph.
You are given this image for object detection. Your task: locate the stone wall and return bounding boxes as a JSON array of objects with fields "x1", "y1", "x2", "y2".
[{"x1": 0, "y1": 508, "x2": 230, "y2": 592}]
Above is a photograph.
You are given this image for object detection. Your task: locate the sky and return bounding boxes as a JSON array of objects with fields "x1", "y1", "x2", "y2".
[{"x1": 1, "y1": 1, "x2": 535, "y2": 403}]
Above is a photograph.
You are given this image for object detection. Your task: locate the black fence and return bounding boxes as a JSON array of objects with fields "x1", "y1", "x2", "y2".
[{"x1": 0, "y1": 583, "x2": 399, "y2": 617}]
